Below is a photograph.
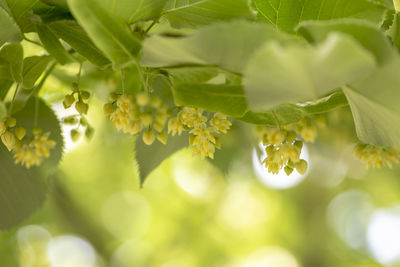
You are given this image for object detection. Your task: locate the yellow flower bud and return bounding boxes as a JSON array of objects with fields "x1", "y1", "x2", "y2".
[
  {"x1": 284, "y1": 166, "x2": 293, "y2": 176},
  {"x1": 136, "y1": 92, "x2": 150, "y2": 106},
  {"x1": 33, "y1": 127, "x2": 42, "y2": 136},
  {"x1": 1, "y1": 131, "x2": 16, "y2": 151},
  {"x1": 6, "y1": 117, "x2": 16, "y2": 128},
  {"x1": 157, "y1": 131, "x2": 168, "y2": 144},
  {"x1": 70, "y1": 129, "x2": 81, "y2": 142},
  {"x1": 128, "y1": 120, "x2": 141, "y2": 135},
  {"x1": 85, "y1": 127, "x2": 95, "y2": 140},
  {"x1": 81, "y1": 91, "x2": 91, "y2": 100},
  {"x1": 296, "y1": 159, "x2": 308, "y2": 175},
  {"x1": 151, "y1": 97, "x2": 161, "y2": 109},
  {"x1": 268, "y1": 129, "x2": 285, "y2": 145},
  {"x1": 63, "y1": 94, "x2": 75, "y2": 109},
  {"x1": 142, "y1": 130, "x2": 155, "y2": 145},
  {"x1": 140, "y1": 113, "x2": 153, "y2": 127},
  {"x1": 14, "y1": 127, "x2": 26, "y2": 140},
  {"x1": 103, "y1": 103, "x2": 115, "y2": 115},
  {"x1": 75, "y1": 101, "x2": 89, "y2": 115}
]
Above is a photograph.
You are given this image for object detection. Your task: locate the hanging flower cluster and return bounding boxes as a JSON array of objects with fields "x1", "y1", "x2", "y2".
[
  {"x1": 255, "y1": 126, "x2": 308, "y2": 175},
  {"x1": 168, "y1": 107, "x2": 231, "y2": 159},
  {"x1": 104, "y1": 92, "x2": 169, "y2": 145},
  {"x1": 62, "y1": 82, "x2": 94, "y2": 142},
  {"x1": 353, "y1": 144, "x2": 400, "y2": 169},
  {"x1": 1, "y1": 117, "x2": 56, "y2": 168}
]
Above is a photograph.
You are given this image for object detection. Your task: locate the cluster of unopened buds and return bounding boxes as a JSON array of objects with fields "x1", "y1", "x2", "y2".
[
  {"x1": 0, "y1": 117, "x2": 56, "y2": 168},
  {"x1": 353, "y1": 144, "x2": 400, "y2": 169},
  {"x1": 255, "y1": 126, "x2": 308, "y2": 175},
  {"x1": 104, "y1": 92, "x2": 169, "y2": 145},
  {"x1": 168, "y1": 107, "x2": 232, "y2": 159}
]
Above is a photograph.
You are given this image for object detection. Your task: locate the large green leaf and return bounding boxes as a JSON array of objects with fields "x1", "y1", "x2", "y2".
[
  {"x1": 344, "y1": 57, "x2": 400, "y2": 147},
  {"x1": 141, "y1": 21, "x2": 295, "y2": 73},
  {"x1": 102, "y1": 0, "x2": 168, "y2": 23},
  {"x1": 244, "y1": 33, "x2": 376, "y2": 111},
  {"x1": 162, "y1": 0, "x2": 254, "y2": 28},
  {"x1": 36, "y1": 24, "x2": 72, "y2": 65},
  {"x1": 173, "y1": 83, "x2": 247, "y2": 117},
  {"x1": 135, "y1": 134, "x2": 187, "y2": 186},
  {"x1": 238, "y1": 104, "x2": 305, "y2": 126},
  {"x1": 0, "y1": 43, "x2": 23, "y2": 83},
  {"x1": 67, "y1": 0, "x2": 142, "y2": 69},
  {"x1": 167, "y1": 67, "x2": 219, "y2": 84},
  {"x1": 297, "y1": 19, "x2": 394, "y2": 64},
  {"x1": 0, "y1": 6, "x2": 21, "y2": 46},
  {"x1": 253, "y1": 0, "x2": 385, "y2": 33},
  {"x1": 0, "y1": 98, "x2": 63, "y2": 230},
  {"x1": 22, "y1": 55, "x2": 52, "y2": 89},
  {"x1": 5, "y1": 0, "x2": 38, "y2": 33},
  {"x1": 48, "y1": 21, "x2": 110, "y2": 68}
]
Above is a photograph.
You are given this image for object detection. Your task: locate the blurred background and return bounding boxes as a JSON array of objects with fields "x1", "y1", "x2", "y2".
[{"x1": 1, "y1": 41, "x2": 400, "y2": 267}]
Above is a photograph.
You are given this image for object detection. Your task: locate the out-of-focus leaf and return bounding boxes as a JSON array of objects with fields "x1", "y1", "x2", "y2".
[
  {"x1": 0, "y1": 98, "x2": 63, "y2": 230},
  {"x1": 22, "y1": 55, "x2": 52, "y2": 89},
  {"x1": 391, "y1": 13, "x2": 400, "y2": 53},
  {"x1": 253, "y1": 0, "x2": 385, "y2": 33},
  {"x1": 141, "y1": 21, "x2": 295, "y2": 73},
  {"x1": 67, "y1": 0, "x2": 142, "y2": 69},
  {"x1": 297, "y1": 19, "x2": 394, "y2": 64},
  {"x1": 0, "y1": 6, "x2": 21, "y2": 46},
  {"x1": 162, "y1": 0, "x2": 254, "y2": 28},
  {"x1": 0, "y1": 43, "x2": 23, "y2": 83},
  {"x1": 36, "y1": 24, "x2": 72, "y2": 65},
  {"x1": 167, "y1": 67, "x2": 219, "y2": 84},
  {"x1": 48, "y1": 20, "x2": 110, "y2": 67},
  {"x1": 135, "y1": 134, "x2": 187, "y2": 186},
  {"x1": 244, "y1": 33, "x2": 376, "y2": 112},
  {"x1": 5, "y1": 0, "x2": 39, "y2": 33},
  {"x1": 102, "y1": 0, "x2": 168, "y2": 23},
  {"x1": 173, "y1": 83, "x2": 247, "y2": 117},
  {"x1": 344, "y1": 57, "x2": 400, "y2": 147}
]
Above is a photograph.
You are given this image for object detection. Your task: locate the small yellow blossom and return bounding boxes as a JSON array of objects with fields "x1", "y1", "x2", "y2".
[
  {"x1": 210, "y1": 113, "x2": 231, "y2": 134},
  {"x1": 168, "y1": 117, "x2": 184, "y2": 136},
  {"x1": 353, "y1": 144, "x2": 400, "y2": 169}
]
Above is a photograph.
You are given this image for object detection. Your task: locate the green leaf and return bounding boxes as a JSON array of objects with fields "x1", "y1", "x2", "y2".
[
  {"x1": 298, "y1": 90, "x2": 348, "y2": 114},
  {"x1": 0, "y1": 98, "x2": 63, "y2": 230},
  {"x1": 5, "y1": 0, "x2": 39, "y2": 33},
  {"x1": 0, "y1": 6, "x2": 21, "y2": 46},
  {"x1": 135, "y1": 134, "x2": 187, "y2": 186},
  {"x1": 22, "y1": 55, "x2": 52, "y2": 89},
  {"x1": 167, "y1": 67, "x2": 219, "y2": 84},
  {"x1": 344, "y1": 57, "x2": 400, "y2": 147},
  {"x1": 102, "y1": 0, "x2": 168, "y2": 23},
  {"x1": 0, "y1": 43, "x2": 23, "y2": 83},
  {"x1": 238, "y1": 104, "x2": 305, "y2": 126},
  {"x1": 253, "y1": 0, "x2": 385, "y2": 33},
  {"x1": 67, "y1": 0, "x2": 142, "y2": 69},
  {"x1": 173, "y1": 83, "x2": 247, "y2": 117},
  {"x1": 48, "y1": 21, "x2": 111, "y2": 67},
  {"x1": 391, "y1": 13, "x2": 400, "y2": 53},
  {"x1": 162, "y1": 0, "x2": 255, "y2": 28},
  {"x1": 297, "y1": 19, "x2": 394, "y2": 65},
  {"x1": 39, "y1": 0, "x2": 67, "y2": 8},
  {"x1": 141, "y1": 21, "x2": 296, "y2": 73},
  {"x1": 243, "y1": 33, "x2": 376, "y2": 112},
  {"x1": 36, "y1": 24, "x2": 72, "y2": 65}
]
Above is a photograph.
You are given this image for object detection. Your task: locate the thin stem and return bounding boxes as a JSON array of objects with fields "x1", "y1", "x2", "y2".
[
  {"x1": 32, "y1": 61, "x2": 57, "y2": 96},
  {"x1": 34, "y1": 95, "x2": 39, "y2": 127},
  {"x1": 76, "y1": 62, "x2": 83, "y2": 86},
  {"x1": 272, "y1": 110, "x2": 282, "y2": 130},
  {"x1": 23, "y1": 36, "x2": 42, "y2": 47},
  {"x1": 8, "y1": 83, "x2": 20, "y2": 115},
  {"x1": 121, "y1": 69, "x2": 126, "y2": 94},
  {"x1": 144, "y1": 21, "x2": 157, "y2": 34}
]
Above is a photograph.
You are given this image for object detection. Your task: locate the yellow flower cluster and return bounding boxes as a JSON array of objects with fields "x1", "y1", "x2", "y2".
[
  {"x1": 255, "y1": 126, "x2": 307, "y2": 175},
  {"x1": 104, "y1": 92, "x2": 169, "y2": 145},
  {"x1": 294, "y1": 118, "x2": 319, "y2": 143},
  {"x1": 168, "y1": 108, "x2": 231, "y2": 159},
  {"x1": 1, "y1": 118, "x2": 56, "y2": 168},
  {"x1": 353, "y1": 144, "x2": 400, "y2": 169}
]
